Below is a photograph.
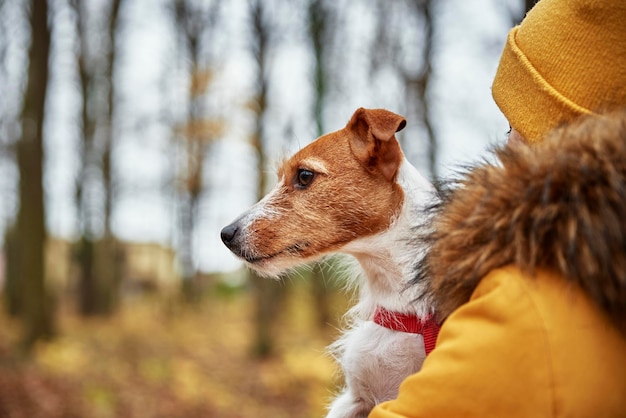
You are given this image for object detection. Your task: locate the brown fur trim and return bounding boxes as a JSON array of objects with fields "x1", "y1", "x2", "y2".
[{"x1": 417, "y1": 110, "x2": 626, "y2": 334}]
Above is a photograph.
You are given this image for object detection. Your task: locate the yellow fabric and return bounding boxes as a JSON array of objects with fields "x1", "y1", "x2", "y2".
[
  {"x1": 491, "y1": 0, "x2": 626, "y2": 143},
  {"x1": 369, "y1": 266, "x2": 626, "y2": 417}
]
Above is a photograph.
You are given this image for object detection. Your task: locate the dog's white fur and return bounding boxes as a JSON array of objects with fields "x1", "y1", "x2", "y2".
[{"x1": 324, "y1": 160, "x2": 434, "y2": 417}]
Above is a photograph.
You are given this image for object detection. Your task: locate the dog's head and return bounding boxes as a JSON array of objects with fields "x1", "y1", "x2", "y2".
[{"x1": 221, "y1": 108, "x2": 407, "y2": 276}]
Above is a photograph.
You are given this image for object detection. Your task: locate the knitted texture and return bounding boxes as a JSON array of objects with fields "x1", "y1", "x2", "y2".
[{"x1": 492, "y1": 0, "x2": 626, "y2": 143}]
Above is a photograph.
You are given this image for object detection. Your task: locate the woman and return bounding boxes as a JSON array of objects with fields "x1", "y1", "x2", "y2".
[{"x1": 369, "y1": 0, "x2": 626, "y2": 416}]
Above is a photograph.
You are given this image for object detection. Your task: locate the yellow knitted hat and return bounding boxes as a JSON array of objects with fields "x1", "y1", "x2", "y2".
[{"x1": 492, "y1": 0, "x2": 626, "y2": 143}]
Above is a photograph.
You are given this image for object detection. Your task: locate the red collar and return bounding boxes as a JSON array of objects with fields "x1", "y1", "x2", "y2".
[{"x1": 373, "y1": 306, "x2": 440, "y2": 355}]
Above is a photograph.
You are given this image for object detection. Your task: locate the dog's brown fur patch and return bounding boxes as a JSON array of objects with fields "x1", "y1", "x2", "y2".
[
  {"x1": 416, "y1": 110, "x2": 626, "y2": 335},
  {"x1": 246, "y1": 109, "x2": 406, "y2": 263}
]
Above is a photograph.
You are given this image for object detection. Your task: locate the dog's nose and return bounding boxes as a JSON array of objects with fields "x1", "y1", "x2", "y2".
[{"x1": 220, "y1": 223, "x2": 239, "y2": 247}]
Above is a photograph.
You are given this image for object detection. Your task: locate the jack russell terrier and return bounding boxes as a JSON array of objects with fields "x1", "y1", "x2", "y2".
[{"x1": 221, "y1": 108, "x2": 439, "y2": 418}]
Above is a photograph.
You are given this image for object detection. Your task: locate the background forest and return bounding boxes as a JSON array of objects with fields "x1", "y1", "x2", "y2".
[{"x1": 0, "y1": 0, "x2": 532, "y2": 416}]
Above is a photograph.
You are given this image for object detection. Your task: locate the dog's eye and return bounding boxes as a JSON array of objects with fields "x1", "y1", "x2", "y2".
[{"x1": 296, "y1": 169, "x2": 315, "y2": 188}]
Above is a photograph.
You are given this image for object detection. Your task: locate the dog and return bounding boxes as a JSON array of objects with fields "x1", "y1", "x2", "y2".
[{"x1": 220, "y1": 108, "x2": 439, "y2": 418}]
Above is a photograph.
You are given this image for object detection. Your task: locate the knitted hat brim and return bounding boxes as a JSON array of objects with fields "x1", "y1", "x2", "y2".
[{"x1": 492, "y1": 28, "x2": 593, "y2": 144}]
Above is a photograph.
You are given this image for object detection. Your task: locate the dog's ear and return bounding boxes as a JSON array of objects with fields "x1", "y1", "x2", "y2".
[{"x1": 346, "y1": 108, "x2": 407, "y2": 181}]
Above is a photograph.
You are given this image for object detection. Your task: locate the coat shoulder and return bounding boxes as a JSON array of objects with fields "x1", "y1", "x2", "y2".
[
  {"x1": 372, "y1": 265, "x2": 626, "y2": 418},
  {"x1": 477, "y1": 266, "x2": 626, "y2": 418}
]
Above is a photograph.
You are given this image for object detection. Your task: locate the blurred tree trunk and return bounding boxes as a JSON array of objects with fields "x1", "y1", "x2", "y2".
[
  {"x1": 249, "y1": 0, "x2": 285, "y2": 358},
  {"x1": 403, "y1": 0, "x2": 437, "y2": 180},
  {"x1": 173, "y1": 0, "x2": 221, "y2": 303},
  {"x1": 72, "y1": 0, "x2": 123, "y2": 316},
  {"x1": 308, "y1": 0, "x2": 332, "y2": 329},
  {"x1": 74, "y1": 0, "x2": 96, "y2": 315},
  {"x1": 15, "y1": 0, "x2": 55, "y2": 349},
  {"x1": 3, "y1": 225, "x2": 20, "y2": 317},
  {"x1": 175, "y1": 0, "x2": 203, "y2": 302},
  {"x1": 99, "y1": 0, "x2": 123, "y2": 315},
  {"x1": 369, "y1": 0, "x2": 437, "y2": 179}
]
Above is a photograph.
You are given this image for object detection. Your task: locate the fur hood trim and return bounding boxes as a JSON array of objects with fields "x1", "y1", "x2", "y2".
[{"x1": 415, "y1": 111, "x2": 626, "y2": 335}]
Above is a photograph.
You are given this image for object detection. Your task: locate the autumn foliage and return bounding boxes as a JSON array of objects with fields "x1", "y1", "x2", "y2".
[{"x1": 0, "y1": 281, "x2": 350, "y2": 418}]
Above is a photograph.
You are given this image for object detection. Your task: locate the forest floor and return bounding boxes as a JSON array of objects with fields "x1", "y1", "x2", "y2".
[{"x1": 0, "y1": 280, "x2": 351, "y2": 418}]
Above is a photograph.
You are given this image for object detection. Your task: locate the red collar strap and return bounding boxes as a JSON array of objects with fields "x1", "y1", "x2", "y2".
[{"x1": 373, "y1": 306, "x2": 441, "y2": 355}]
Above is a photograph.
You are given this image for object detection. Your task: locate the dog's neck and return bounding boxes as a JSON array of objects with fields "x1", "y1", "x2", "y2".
[{"x1": 343, "y1": 160, "x2": 435, "y2": 318}]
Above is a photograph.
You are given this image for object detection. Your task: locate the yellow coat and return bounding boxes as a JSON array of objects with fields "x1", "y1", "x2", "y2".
[
  {"x1": 370, "y1": 266, "x2": 626, "y2": 417},
  {"x1": 371, "y1": 112, "x2": 626, "y2": 417}
]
